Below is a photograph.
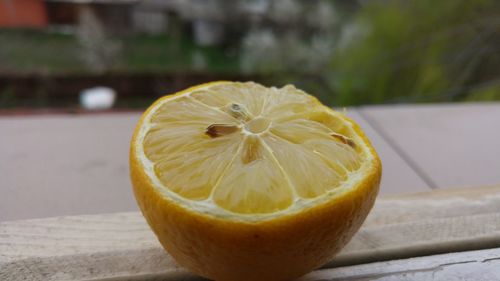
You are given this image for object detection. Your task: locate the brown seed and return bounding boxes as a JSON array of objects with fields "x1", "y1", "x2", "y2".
[
  {"x1": 226, "y1": 103, "x2": 251, "y2": 121},
  {"x1": 206, "y1": 124, "x2": 239, "y2": 138},
  {"x1": 331, "y1": 133, "x2": 356, "y2": 148}
]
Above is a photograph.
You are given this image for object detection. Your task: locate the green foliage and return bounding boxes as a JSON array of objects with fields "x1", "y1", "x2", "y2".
[
  {"x1": 0, "y1": 86, "x2": 16, "y2": 108},
  {"x1": 330, "y1": 0, "x2": 500, "y2": 105},
  {"x1": 0, "y1": 30, "x2": 239, "y2": 74},
  {"x1": 0, "y1": 30, "x2": 82, "y2": 73},
  {"x1": 466, "y1": 83, "x2": 500, "y2": 101}
]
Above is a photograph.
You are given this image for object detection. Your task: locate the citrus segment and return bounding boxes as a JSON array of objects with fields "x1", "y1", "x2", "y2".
[
  {"x1": 144, "y1": 96, "x2": 242, "y2": 200},
  {"x1": 190, "y1": 82, "x2": 268, "y2": 116},
  {"x1": 213, "y1": 135, "x2": 294, "y2": 214},
  {"x1": 260, "y1": 85, "x2": 318, "y2": 120},
  {"x1": 263, "y1": 134, "x2": 344, "y2": 199}
]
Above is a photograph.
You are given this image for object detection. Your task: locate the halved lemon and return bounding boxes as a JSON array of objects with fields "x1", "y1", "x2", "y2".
[{"x1": 130, "y1": 81, "x2": 381, "y2": 281}]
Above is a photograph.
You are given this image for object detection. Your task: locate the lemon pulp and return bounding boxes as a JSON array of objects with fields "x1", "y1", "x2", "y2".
[{"x1": 142, "y1": 82, "x2": 362, "y2": 215}]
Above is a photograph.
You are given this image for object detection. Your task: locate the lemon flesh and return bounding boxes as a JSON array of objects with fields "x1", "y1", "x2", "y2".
[{"x1": 143, "y1": 82, "x2": 361, "y2": 215}]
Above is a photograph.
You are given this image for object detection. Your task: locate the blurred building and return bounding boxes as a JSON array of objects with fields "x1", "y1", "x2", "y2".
[
  {"x1": 45, "y1": 0, "x2": 138, "y2": 34},
  {"x1": 1, "y1": 0, "x2": 338, "y2": 46},
  {"x1": 42, "y1": 0, "x2": 266, "y2": 45},
  {"x1": 0, "y1": 0, "x2": 48, "y2": 28},
  {"x1": 131, "y1": 0, "x2": 337, "y2": 46}
]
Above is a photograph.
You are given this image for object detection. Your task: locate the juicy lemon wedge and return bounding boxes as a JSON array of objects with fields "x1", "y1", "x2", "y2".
[{"x1": 130, "y1": 81, "x2": 381, "y2": 281}]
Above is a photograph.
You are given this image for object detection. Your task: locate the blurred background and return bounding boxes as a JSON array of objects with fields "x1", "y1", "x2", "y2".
[{"x1": 1, "y1": 0, "x2": 499, "y2": 110}]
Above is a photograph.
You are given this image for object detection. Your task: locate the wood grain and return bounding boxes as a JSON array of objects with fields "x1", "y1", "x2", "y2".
[
  {"x1": 300, "y1": 247, "x2": 500, "y2": 281},
  {"x1": 1, "y1": 185, "x2": 500, "y2": 280}
]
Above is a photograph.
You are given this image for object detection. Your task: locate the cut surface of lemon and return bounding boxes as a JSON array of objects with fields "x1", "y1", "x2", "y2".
[
  {"x1": 134, "y1": 81, "x2": 372, "y2": 219},
  {"x1": 130, "y1": 81, "x2": 381, "y2": 281}
]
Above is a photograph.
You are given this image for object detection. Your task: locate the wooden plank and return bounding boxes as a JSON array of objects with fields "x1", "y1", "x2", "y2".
[
  {"x1": 363, "y1": 184, "x2": 500, "y2": 227},
  {"x1": 0, "y1": 113, "x2": 141, "y2": 221},
  {"x1": 332, "y1": 212, "x2": 500, "y2": 267},
  {"x1": 1, "y1": 185, "x2": 500, "y2": 280},
  {"x1": 299, "y1": 247, "x2": 500, "y2": 281},
  {"x1": 343, "y1": 110, "x2": 431, "y2": 194},
  {"x1": 360, "y1": 103, "x2": 500, "y2": 188}
]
